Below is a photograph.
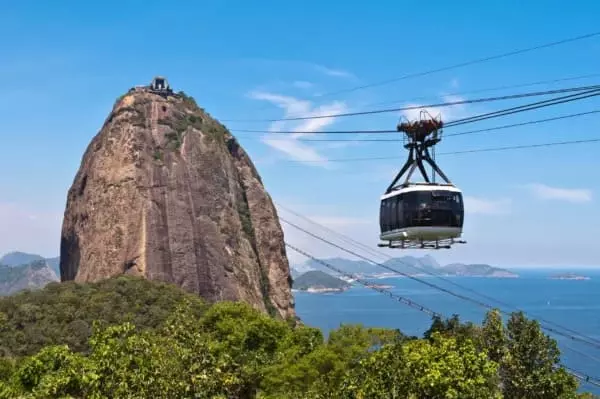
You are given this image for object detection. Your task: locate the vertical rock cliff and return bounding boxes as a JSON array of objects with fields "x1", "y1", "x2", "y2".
[{"x1": 60, "y1": 85, "x2": 295, "y2": 319}]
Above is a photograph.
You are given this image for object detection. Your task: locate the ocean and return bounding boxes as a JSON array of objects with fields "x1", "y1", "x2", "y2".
[{"x1": 294, "y1": 268, "x2": 600, "y2": 395}]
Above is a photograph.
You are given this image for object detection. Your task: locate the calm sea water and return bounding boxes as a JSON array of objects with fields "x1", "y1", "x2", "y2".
[{"x1": 294, "y1": 268, "x2": 600, "y2": 394}]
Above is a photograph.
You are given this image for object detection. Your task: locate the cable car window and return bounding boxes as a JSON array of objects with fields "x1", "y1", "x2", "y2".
[
  {"x1": 396, "y1": 195, "x2": 403, "y2": 229},
  {"x1": 383, "y1": 198, "x2": 391, "y2": 231},
  {"x1": 390, "y1": 199, "x2": 396, "y2": 230}
]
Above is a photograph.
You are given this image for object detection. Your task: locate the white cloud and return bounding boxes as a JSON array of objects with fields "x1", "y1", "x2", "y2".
[
  {"x1": 261, "y1": 136, "x2": 329, "y2": 167},
  {"x1": 450, "y1": 78, "x2": 460, "y2": 89},
  {"x1": 293, "y1": 81, "x2": 314, "y2": 89},
  {"x1": 247, "y1": 90, "x2": 348, "y2": 166},
  {"x1": 463, "y1": 196, "x2": 512, "y2": 215},
  {"x1": 526, "y1": 183, "x2": 592, "y2": 203},
  {"x1": 0, "y1": 202, "x2": 62, "y2": 258},
  {"x1": 313, "y1": 65, "x2": 356, "y2": 80}
]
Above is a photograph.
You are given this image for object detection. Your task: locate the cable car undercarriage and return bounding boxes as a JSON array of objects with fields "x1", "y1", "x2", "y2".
[{"x1": 378, "y1": 112, "x2": 466, "y2": 250}]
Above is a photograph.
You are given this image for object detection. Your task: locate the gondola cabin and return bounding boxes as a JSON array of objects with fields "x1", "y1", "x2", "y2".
[{"x1": 379, "y1": 184, "x2": 464, "y2": 243}]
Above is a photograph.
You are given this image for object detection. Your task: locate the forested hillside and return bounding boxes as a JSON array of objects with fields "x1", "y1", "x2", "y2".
[{"x1": 0, "y1": 276, "x2": 595, "y2": 398}]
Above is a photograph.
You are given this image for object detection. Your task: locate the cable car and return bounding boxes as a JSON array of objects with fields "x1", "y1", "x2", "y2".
[
  {"x1": 378, "y1": 112, "x2": 466, "y2": 249},
  {"x1": 379, "y1": 183, "x2": 464, "y2": 243}
]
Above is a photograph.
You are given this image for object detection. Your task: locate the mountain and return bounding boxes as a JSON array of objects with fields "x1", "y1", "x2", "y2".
[
  {"x1": 298, "y1": 255, "x2": 518, "y2": 278},
  {"x1": 304, "y1": 257, "x2": 380, "y2": 274},
  {"x1": 292, "y1": 271, "x2": 351, "y2": 292},
  {"x1": 59, "y1": 79, "x2": 294, "y2": 319},
  {"x1": 290, "y1": 268, "x2": 303, "y2": 279},
  {"x1": 441, "y1": 263, "x2": 518, "y2": 278},
  {"x1": 0, "y1": 252, "x2": 61, "y2": 278},
  {"x1": 303, "y1": 255, "x2": 444, "y2": 276},
  {"x1": 0, "y1": 260, "x2": 59, "y2": 296},
  {"x1": 45, "y1": 256, "x2": 61, "y2": 276},
  {"x1": 0, "y1": 251, "x2": 45, "y2": 267}
]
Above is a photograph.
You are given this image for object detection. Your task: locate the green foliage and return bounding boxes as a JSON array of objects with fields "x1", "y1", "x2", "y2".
[
  {"x1": 0, "y1": 278, "x2": 593, "y2": 398},
  {"x1": 0, "y1": 276, "x2": 208, "y2": 357},
  {"x1": 165, "y1": 130, "x2": 184, "y2": 150},
  {"x1": 501, "y1": 311, "x2": 578, "y2": 399},
  {"x1": 340, "y1": 332, "x2": 502, "y2": 399}
]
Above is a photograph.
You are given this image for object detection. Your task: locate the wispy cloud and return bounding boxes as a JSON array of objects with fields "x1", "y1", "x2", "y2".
[
  {"x1": 463, "y1": 196, "x2": 512, "y2": 215},
  {"x1": 313, "y1": 65, "x2": 356, "y2": 80},
  {"x1": 247, "y1": 90, "x2": 348, "y2": 166},
  {"x1": 526, "y1": 183, "x2": 592, "y2": 203}
]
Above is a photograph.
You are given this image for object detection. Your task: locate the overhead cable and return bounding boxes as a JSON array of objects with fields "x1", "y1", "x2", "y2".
[
  {"x1": 277, "y1": 202, "x2": 600, "y2": 348},
  {"x1": 221, "y1": 31, "x2": 600, "y2": 122},
  {"x1": 286, "y1": 242, "x2": 600, "y2": 388},
  {"x1": 312, "y1": 31, "x2": 600, "y2": 99},
  {"x1": 279, "y1": 136, "x2": 600, "y2": 163},
  {"x1": 280, "y1": 217, "x2": 600, "y2": 351},
  {"x1": 286, "y1": 243, "x2": 441, "y2": 318},
  {"x1": 348, "y1": 72, "x2": 600, "y2": 111},
  {"x1": 443, "y1": 88, "x2": 600, "y2": 128},
  {"x1": 226, "y1": 84, "x2": 600, "y2": 123},
  {"x1": 233, "y1": 108, "x2": 600, "y2": 140}
]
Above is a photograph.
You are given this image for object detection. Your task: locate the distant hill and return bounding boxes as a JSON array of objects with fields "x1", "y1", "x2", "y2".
[
  {"x1": 292, "y1": 270, "x2": 351, "y2": 292},
  {"x1": 441, "y1": 263, "x2": 518, "y2": 278},
  {"x1": 0, "y1": 252, "x2": 61, "y2": 277},
  {"x1": 298, "y1": 255, "x2": 518, "y2": 278},
  {"x1": 0, "y1": 251, "x2": 45, "y2": 267},
  {"x1": 290, "y1": 268, "x2": 303, "y2": 279},
  {"x1": 45, "y1": 256, "x2": 61, "y2": 276},
  {"x1": 0, "y1": 260, "x2": 59, "y2": 296}
]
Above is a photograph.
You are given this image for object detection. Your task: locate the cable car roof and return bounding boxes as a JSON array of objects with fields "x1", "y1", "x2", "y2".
[{"x1": 380, "y1": 183, "x2": 462, "y2": 200}]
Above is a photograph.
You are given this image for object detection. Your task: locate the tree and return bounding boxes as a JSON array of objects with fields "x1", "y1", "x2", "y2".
[
  {"x1": 502, "y1": 311, "x2": 578, "y2": 399},
  {"x1": 339, "y1": 332, "x2": 502, "y2": 399},
  {"x1": 481, "y1": 309, "x2": 508, "y2": 364},
  {"x1": 424, "y1": 314, "x2": 480, "y2": 344}
]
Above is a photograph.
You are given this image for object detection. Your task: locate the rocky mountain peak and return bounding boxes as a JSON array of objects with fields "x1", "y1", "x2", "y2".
[{"x1": 59, "y1": 79, "x2": 295, "y2": 319}]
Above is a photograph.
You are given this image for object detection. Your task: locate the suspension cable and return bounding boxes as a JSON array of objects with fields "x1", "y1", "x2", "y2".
[{"x1": 285, "y1": 242, "x2": 600, "y2": 388}]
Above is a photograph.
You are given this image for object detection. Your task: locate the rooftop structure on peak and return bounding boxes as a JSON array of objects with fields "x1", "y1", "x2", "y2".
[{"x1": 129, "y1": 75, "x2": 178, "y2": 98}]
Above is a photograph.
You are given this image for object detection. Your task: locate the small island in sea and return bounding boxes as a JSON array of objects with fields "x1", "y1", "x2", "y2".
[
  {"x1": 368, "y1": 283, "x2": 394, "y2": 289},
  {"x1": 292, "y1": 270, "x2": 351, "y2": 293},
  {"x1": 549, "y1": 273, "x2": 590, "y2": 281}
]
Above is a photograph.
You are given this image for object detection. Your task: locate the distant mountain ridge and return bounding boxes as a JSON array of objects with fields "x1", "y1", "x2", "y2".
[
  {"x1": 0, "y1": 260, "x2": 59, "y2": 296},
  {"x1": 293, "y1": 255, "x2": 517, "y2": 278},
  {"x1": 0, "y1": 252, "x2": 61, "y2": 295},
  {"x1": 0, "y1": 252, "x2": 61, "y2": 276}
]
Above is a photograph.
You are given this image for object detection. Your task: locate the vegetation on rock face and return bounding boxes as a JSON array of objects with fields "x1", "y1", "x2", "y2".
[
  {"x1": 156, "y1": 91, "x2": 230, "y2": 152},
  {"x1": 0, "y1": 276, "x2": 595, "y2": 398}
]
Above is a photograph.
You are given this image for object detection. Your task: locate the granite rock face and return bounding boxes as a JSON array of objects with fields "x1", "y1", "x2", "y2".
[{"x1": 60, "y1": 89, "x2": 295, "y2": 319}]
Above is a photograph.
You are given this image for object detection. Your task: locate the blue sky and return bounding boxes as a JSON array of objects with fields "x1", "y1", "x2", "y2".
[{"x1": 2, "y1": 0, "x2": 600, "y2": 267}]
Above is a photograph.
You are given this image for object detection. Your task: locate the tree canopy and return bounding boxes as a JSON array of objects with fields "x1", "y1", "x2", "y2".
[{"x1": 0, "y1": 276, "x2": 596, "y2": 398}]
